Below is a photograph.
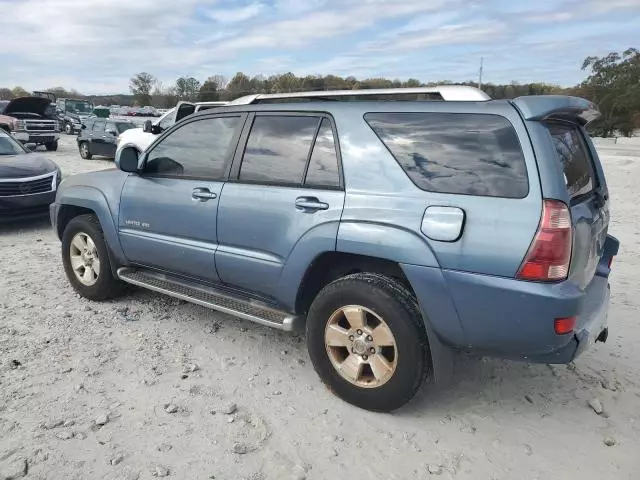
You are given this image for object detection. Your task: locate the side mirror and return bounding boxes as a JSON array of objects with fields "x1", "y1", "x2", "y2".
[
  {"x1": 106, "y1": 129, "x2": 117, "y2": 136},
  {"x1": 81, "y1": 124, "x2": 87, "y2": 130},
  {"x1": 115, "y1": 146, "x2": 140, "y2": 173},
  {"x1": 24, "y1": 143, "x2": 37, "y2": 152},
  {"x1": 142, "y1": 120, "x2": 153, "y2": 133}
]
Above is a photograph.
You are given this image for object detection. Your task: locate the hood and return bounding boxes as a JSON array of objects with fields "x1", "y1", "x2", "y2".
[
  {"x1": 3, "y1": 96, "x2": 53, "y2": 116},
  {"x1": 0, "y1": 153, "x2": 58, "y2": 179}
]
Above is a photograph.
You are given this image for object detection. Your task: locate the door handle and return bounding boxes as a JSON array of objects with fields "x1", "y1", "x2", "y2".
[
  {"x1": 192, "y1": 188, "x2": 217, "y2": 201},
  {"x1": 295, "y1": 197, "x2": 329, "y2": 211}
]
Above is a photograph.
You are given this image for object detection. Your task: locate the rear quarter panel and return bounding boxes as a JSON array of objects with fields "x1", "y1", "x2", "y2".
[{"x1": 334, "y1": 102, "x2": 542, "y2": 277}]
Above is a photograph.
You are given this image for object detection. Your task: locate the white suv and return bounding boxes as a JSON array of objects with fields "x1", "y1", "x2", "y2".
[{"x1": 116, "y1": 101, "x2": 227, "y2": 153}]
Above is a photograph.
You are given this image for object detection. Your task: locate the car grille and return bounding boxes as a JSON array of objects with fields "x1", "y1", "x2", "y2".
[
  {"x1": 25, "y1": 120, "x2": 57, "y2": 132},
  {"x1": 0, "y1": 174, "x2": 55, "y2": 197}
]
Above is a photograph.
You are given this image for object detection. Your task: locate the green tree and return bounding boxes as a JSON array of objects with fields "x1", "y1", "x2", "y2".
[
  {"x1": 175, "y1": 76, "x2": 201, "y2": 102},
  {"x1": 11, "y1": 86, "x2": 29, "y2": 98},
  {"x1": 227, "y1": 72, "x2": 252, "y2": 98},
  {"x1": 0, "y1": 88, "x2": 12, "y2": 100},
  {"x1": 129, "y1": 72, "x2": 156, "y2": 106},
  {"x1": 199, "y1": 77, "x2": 219, "y2": 101},
  {"x1": 580, "y1": 48, "x2": 640, "y2": 137}
]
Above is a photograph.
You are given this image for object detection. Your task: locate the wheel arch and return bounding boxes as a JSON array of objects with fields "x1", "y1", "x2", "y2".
[{"x1": 55, "y1": 188, "x2": 126, "y2": 275}]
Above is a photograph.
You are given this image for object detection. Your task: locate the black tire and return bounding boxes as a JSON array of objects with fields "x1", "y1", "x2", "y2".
[
  {"x1": 65, "y1": 122, "x2": 73, "y2": 135},
  {"x1": 61, "y1": 214, "x2": 124, "y2": 301},
  {"x1": 306, "y1": 272, "x2": 430, "y2": 412},
  {"x1": 45, "y1": 140, "x2": 58, "y2": 151},
  {"x1": 79, "y1": 142, "x2": 92, "y2": 159}
]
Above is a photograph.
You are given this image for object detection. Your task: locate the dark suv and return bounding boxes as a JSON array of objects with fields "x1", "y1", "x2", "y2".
[{"x1": 77, "y1": 119, "x2": 136, "y2": 159}]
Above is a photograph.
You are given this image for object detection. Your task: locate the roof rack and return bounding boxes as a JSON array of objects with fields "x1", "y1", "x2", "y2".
[{"x1": 228, "y1": 85, "x2": 490, "y2": 105}]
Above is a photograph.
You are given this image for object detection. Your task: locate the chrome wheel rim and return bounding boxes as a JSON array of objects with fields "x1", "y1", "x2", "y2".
[
  {"x1": 81, "y1": 144, "x2": 88, "y2": 157},
  {"x1": 69, "y1": 232, "x2": 100, "y2": 286},
  {"x1": 324, "y1": 305, "x2": 398, "y2": 388}
]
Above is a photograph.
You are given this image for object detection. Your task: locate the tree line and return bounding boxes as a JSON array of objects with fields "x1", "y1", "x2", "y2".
[{"x1": 1, "y1": 48, "x2": 637, "y2": 137}]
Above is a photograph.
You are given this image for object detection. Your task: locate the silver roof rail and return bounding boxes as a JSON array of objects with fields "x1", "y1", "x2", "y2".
[{"x1": 228, "y1": 85, "x2": 490, "y2": 105}]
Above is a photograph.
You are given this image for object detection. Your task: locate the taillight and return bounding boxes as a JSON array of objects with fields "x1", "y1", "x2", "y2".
[{"x1": 517, "y1": 200, "x2": 572, "y2": 282}]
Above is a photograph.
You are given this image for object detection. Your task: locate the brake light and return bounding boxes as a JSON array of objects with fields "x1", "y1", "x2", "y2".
[
  {"x1": 608, "y1": 256, "x2": 614, "y2": 269},
  {"x1": 517, "y1": 200, "x2": 572, "y2": 281}
]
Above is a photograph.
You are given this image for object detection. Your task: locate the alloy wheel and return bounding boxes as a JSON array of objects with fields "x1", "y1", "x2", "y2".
[
  {"x1": 69, "y1": 232, "x2": 101, "y2": 286},
  {"x1": 324, "y1": 305, "x2": 398, "y2": 388}
]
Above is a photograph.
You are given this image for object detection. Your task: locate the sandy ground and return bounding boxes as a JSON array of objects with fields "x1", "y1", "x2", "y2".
[{"x1": 1, "y1": 136, "x2": 639, "y2": 480}]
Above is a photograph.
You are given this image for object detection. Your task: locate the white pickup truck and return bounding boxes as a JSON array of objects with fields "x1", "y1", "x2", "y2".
[{"x1": 116, "y1": 101, "x2": 227, "y2": 154}]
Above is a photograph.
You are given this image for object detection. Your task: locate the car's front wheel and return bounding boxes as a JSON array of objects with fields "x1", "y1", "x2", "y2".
[
  {"x1": 79, "y1": 142, "x2": 92, "y2": 159},
  {"x1": 306, "y1": 273, "x2": 430, "y2": 412},
  {"x1": 61, "y1": 214, "x2": 123, "y2": 301},
  {"x1": 45, "y1": 140, "x2": 58, "y2": 151},
  {"x1": 65, "y1": 122, "x2": 73, "y2": 135}
]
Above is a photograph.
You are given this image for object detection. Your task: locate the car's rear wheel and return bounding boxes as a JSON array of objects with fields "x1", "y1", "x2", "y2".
[
  {"x1": 61, "y1": 214, "x2": 123, "y2": 301},
  {"x1": 306, "y1": 273, "x2": 430, "y2": 412},
  {"x1": 45, "y1": 140, "x2": 58, "y2": 151},
  {"x1": 65, "y1": 122, "x2": 73, "y2": 135},
  {"x1": 79, "y1": 142, "x2": 92, "y2": 159}
]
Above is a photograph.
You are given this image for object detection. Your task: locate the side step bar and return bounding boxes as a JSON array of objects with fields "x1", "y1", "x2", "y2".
[{"x1": 117, "y1": 267, "x2": 302, "y2": 331}]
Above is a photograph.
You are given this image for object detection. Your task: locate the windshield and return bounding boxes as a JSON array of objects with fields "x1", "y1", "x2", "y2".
[
  {"x1": 0, "y1": 131, "x2": 26, "y2": 155},
  {"x1": 65, "y1": 100, "x2": 93, "y2": 114},
  {"x1": 116, "y1": 122, "x2": 136, "y2": 133}
]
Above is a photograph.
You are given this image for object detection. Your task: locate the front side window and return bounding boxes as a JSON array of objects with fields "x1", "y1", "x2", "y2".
[
  {"x1": 365, "y1": 112, "x2": 529, "y2": 198},
  {"x1": 144, "y1": 116, "x2": 241, "y2": 179},
  {"x1": 239, "y1": 115, "x2": 319, "y2": 185},
  {"x1": 157, "y1": 110, "x2": 175, "y2": 130},
  {"x1": 546, "y1": 123, "x2": 595, "y2": 200}
]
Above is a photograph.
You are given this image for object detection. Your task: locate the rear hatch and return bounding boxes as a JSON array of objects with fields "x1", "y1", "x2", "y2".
[
  {"x1": 513, "y1": 96, "x2": 613, "y2": 290},
  {"x1": 545, "y1": 121, "x2": 609, "y2": 289}
]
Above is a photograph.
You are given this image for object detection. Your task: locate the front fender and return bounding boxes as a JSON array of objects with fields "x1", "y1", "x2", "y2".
[{"x1": 54, "y1": 185, "x2": 126, "y2": 270}]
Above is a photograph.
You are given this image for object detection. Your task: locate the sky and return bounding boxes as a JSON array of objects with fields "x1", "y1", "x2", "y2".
[{"x1": 0, "y1": 0, "x2": 638, "y2": 94}]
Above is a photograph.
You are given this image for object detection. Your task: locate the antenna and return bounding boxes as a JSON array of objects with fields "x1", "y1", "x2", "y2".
[{"x1": 479, "y1": 57, "x2": 484, "y2": 90}]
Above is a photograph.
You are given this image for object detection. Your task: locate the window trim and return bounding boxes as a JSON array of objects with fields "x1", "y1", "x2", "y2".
[
  {"x1": 363, "y1": 111, "x2": 530, "y2": 199},
  {"x1": 139, "y1": 113, "x2": 248, "y2": 182},
  {"x1": 229, "y1": 111, "x2": 344, "y2": 191}
]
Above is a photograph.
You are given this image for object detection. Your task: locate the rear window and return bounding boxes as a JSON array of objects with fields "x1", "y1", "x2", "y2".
[
  {"x1": 365, "y1": 113, "x2": 528, "y2": 198},
  {"x1": 546, "y1": 123, "x2": 595, "y2": 200}
]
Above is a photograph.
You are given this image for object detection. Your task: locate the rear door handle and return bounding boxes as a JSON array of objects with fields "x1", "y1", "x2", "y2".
[
  {"x1": 192, "y1": 188, "x2": 217, "y2": 201},
  {"x1": 295, "y1": 197, "x2": 329, "y2": 211}
]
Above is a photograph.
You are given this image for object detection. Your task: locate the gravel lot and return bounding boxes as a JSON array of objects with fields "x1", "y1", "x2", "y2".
[{"x1": 1, "y1": 135, "x2": 639, "y2": 480}]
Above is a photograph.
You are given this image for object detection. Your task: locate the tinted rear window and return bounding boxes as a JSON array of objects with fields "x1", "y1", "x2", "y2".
[
  {"x1": 365, "y1": 112, "x2": 529, "y2": 198},
  {"x1": 546, "y1": 123, "x2": 595, "y2": 200}
]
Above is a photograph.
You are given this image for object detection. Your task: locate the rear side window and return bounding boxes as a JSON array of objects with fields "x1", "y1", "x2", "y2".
[
  {"x1": 546, "y1": 123, "x2": 595, "y2": 200},
  {"x1": 92, "y1": 120, "x2": 105, "y2": 133},
  {"x1": 365, "y1": 113, "x2": 529, "y2": 198},
  {"x1": 239, "y1": 115, "x2": 318, "y2": 185},
  {"x1": 304, "y1": 118, "x2": 340, "y2": 188}
]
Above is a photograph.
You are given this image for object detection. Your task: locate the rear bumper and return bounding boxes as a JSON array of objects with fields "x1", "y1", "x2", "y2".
[{"x1": 402, "y1": 261, "x2": 613, "y2": 364}]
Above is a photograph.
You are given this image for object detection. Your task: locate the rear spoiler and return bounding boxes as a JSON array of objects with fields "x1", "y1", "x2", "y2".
[{"x1": 511, "y1": 95, "x2": 600, "y2": 126}]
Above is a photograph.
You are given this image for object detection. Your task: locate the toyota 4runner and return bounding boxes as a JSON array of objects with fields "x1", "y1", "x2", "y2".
[{"x1": 50, "y1": 86, "x2": 619, "y2": 411}]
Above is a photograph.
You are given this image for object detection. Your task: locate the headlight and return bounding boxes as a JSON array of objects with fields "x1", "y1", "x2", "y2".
[{"x1": 12, "y1": 119, "x2": 26, "y2": 131}]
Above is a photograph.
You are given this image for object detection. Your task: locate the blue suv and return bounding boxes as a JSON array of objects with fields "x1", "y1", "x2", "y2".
[{"x1": 50, "y1": 87, "x2": 618, "y2": 411}]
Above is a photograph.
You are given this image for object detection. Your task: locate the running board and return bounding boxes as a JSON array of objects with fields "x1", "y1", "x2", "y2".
[{"x1": 117, "y1": 267, "x2": 301, "y2": 331}]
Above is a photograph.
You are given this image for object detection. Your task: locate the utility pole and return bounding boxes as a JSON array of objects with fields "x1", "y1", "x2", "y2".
[{"x1": 478, "y1": 57, "x2": 484, "y2": 90}]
